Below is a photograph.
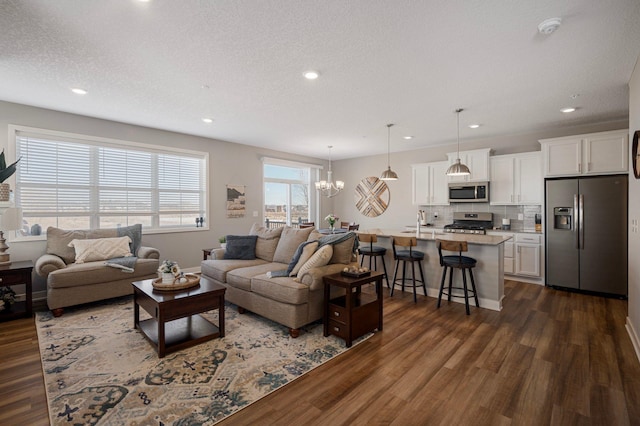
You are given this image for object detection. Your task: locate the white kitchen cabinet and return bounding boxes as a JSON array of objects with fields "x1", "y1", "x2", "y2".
[
  {"x1": 514, "y1": 234, "x2": 541, "y2": 277},
  {"x1": 539, "y1": 129, "x2": 628, "y2": 177},
  {"x1": 446, "y1": 148, "x2": 491, "y2": 183},
  {"x1": 490, "y1": 152, "x2": 542, "y2": 205},
  {"x1": 411, "y1": 161, "x2": 449, "y2": 206},
  {"x1": 503, "y1": 235, "x2": 515, "y2": 274}
]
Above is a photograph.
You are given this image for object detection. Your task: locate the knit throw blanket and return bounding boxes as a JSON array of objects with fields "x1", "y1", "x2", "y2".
[
  {"x1": 269, "y1": 232, "x2": 359, "y2": 278},
  {"x1": 104, "y1": 256, "x2": 137, "y2": 273}
]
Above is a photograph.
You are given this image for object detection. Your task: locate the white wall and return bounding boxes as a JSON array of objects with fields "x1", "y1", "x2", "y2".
[
  {"x1": 628, "y1": 56, "x2": 640, "y2": 357},
  {"x1": 0, "y1": 100, "x2": 334, "y2": 294}
]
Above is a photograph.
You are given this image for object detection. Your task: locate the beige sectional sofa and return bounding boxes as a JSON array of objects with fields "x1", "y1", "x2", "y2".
[
  {"x1": 35, "y1": 225, "x2": 160, "y2": 316},
  {"x1": 201, "y1": 224, "x2": 357, "y2": 337}
]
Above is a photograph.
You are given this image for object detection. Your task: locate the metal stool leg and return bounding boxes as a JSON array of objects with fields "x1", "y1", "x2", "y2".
[
  {"x1": 391, "y1": 260, "x2": 400, "y2": 297},
  {"x1": 380, "y1": 255, "x2": 390, "y2": 288},
  {"x1": 437, "y1": 265, "x2": 447, "y2": 308},
  {"x1": 462, "y1": 269, "x2": 470, "y2": 315},
  {"x1": 418, "y1": 261, "x2": 427, "y2": 297},
  {"x1": 447, "y1": 270, "x2": 454, "y2": 301},
  {"x1": 411, "y1": 260, "x2": 417, "y2": 303},
  {"x1": 469, "y1": 267, "x2": 479, "y2": 307}
]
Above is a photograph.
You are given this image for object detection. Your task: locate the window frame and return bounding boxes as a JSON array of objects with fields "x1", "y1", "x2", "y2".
[
  {"x1": 8, "y1": 125, "x2": 209, "y2": 240},
  {"x1": 261, "y1": 157, "x2": 320, "y2": 228}
]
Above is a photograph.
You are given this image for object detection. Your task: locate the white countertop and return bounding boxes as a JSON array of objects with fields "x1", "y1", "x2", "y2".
[{"x1": 358, "y1": 229, "x2": 512, "y2": 246}]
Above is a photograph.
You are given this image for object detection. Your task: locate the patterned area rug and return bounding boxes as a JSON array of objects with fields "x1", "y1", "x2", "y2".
[{"x1": 36, "y1": 296, "x2": 370, "y2": 425}]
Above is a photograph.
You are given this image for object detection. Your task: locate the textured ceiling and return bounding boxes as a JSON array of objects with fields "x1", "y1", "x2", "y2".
[{"x1": 1, "y1": 0, "x2": 639, "y2": 160}]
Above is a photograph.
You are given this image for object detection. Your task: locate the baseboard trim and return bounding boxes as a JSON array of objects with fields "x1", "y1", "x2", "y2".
[
  {"x1": 626, "y1": 317, "x2": 640, "y2": 363},
  {"x1": 425, "y1": 288, "x2": 501, "y2": 312}
]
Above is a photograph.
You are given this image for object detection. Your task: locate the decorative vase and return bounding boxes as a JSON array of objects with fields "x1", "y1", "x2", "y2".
[
  {"x1": 161, "y1": 273, "x2": 175, "y2": 284},
  {"x1": 330, "y1": 225, "x2": 335, "y2": 234},
  {"x1": 221, "y1": 243, "x2": 227, "y2": 249},
  {"x1": 0, "y1": 183, "x2": 10, "y2": 202}
]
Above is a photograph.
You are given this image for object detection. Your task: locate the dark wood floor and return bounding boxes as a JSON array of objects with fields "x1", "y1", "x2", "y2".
[{"x1": 1, "y1": 281, "x2": 639, "y2": 425}]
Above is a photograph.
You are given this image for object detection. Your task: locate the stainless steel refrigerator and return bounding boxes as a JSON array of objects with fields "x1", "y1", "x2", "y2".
[{"x1": 545, "y1": 175, "x2": 628, "y2": 296}]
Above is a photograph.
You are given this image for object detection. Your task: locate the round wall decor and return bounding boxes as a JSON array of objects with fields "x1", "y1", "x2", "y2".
[{"x1": 355, "y1": 177, "x2": 390, "y2": 217}]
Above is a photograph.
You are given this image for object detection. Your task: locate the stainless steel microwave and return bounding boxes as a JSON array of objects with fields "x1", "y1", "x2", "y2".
[{"x1": 448, "y1": 182, "x2": 489, "y2": 203}]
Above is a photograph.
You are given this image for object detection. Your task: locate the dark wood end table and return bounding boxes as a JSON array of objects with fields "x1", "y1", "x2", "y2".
[
  {"x1": 0, "y1": 260, "x2": 34, "y2": 322},
  {"x1": 132, "y1": 276, "x2": 226, "y2": 358},
  {"x1": 323, "y1": 271, "x2": 384, "y2": 347}
]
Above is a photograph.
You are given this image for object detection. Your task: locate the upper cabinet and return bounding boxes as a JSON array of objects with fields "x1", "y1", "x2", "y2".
[
  {"x1": 411, "y1": 161, "x2": 449, "y2": 206},
  {"x1": 490, "y1": 152, "x2": 542, "y2": 205},
  {"x1": 446, "y1": 148, "x2": 491, "y2": 182},
  {"x1": 539, "y1": 129, "x2": 628, "y2": 177}
]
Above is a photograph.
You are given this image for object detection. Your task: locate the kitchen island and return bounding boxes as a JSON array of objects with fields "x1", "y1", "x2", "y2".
[{"x1": 358, "y1": 229, "x2": 512, "y2": 311}]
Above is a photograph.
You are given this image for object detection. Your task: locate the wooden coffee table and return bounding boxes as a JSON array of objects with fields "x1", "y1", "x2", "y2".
[{"x1": 132, "y1": 276, "x2": 226, "y2": 358}]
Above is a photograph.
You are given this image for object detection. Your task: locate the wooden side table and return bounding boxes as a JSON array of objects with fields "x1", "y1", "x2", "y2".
[
  {"x1": 0, "y1": 260, "x2": 34, "y2": 321},
  {"x1": 323, "y1": 271, "x2": 384, "y2": 347}
]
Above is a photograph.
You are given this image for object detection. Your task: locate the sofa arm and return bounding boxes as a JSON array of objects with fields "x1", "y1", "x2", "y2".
[
  {"x1": 138, "y1": 246, "x2": 160, "y2": 260},
  {"x1": 210, "y1": 248, "x2": 226, "y2": 260},
  {"x1": 300, "y1": 263, "x2": 358, "y2": 291},
  {"x1": 35, "y1": 254, "x2": 67, "y2": 278}
]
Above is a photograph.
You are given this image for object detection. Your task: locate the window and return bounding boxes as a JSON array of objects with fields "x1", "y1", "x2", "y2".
[
  {"x1": 11, "y1": 126, "x2": 208, "y2": 236},
  {"x1": 262, "y1": 158, "x2": 318, "y2": 229}
]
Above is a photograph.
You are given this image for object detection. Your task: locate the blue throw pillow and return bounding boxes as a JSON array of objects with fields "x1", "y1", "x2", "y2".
[
  {"x1": 117, "y1": 224, "x2": 142, "y2": 256},
  {"x1": 223, "y1": 235, "x2": 258, "y2": 260}
]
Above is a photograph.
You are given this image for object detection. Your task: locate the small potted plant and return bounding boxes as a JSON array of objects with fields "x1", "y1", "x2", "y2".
[
  {"x1": 219, "y1": 236, "x2": 227, "y2": 249},
  {"x1": 158, "y1": 260, "x2": 181, "y2": 284},
  {"x1": 0, "y1": 150, "x2": 20, "y2": 202}
]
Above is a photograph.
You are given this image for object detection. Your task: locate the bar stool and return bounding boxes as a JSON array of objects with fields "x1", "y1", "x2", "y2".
[
  {"x1": 391, "y1": 236, "x2": 427, "y2": 303},
  {"x1": 436, "y1": 239, "x2": 479, "y2": 315},
  {"x1": 358, "y1": 233, "x2": 389, "y2": 288}
]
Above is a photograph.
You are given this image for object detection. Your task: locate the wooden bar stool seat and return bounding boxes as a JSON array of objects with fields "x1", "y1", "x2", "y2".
[
  {"x1": 436, "y1": 239, "x2": 479, "y2": 315},
  {"x1": 390, "y1": 236, "x2": 427, "y2": 303},
  {"x1": 357, "y1": 233, "x2": 389, "y2": 288}
]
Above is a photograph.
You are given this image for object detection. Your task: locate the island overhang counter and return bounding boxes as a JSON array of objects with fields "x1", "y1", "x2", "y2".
[{"x1": 358, "y1": 229, "x2": 512, "y2": 311}]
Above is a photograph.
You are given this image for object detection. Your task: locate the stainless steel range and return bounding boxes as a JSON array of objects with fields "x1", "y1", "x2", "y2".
[{"x1": 443, "y1": 212, "x2": 493, "y2": 235}]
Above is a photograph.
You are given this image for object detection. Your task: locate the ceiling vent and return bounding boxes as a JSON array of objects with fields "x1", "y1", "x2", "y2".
[{"x1": 538, "y1": 17, "x2": 562, "y2": 35}]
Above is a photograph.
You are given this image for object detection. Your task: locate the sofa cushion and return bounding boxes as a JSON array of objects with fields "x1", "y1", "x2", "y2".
[
  {"x1": 47, "y1": 258, "x2": 159, "y2": 289},
  {"x1": 250, "y1": 224, "x2": 283, "y2": 262},
  {"x1": 295, "y1": 245, "x2": 333, "y2": 281},
  {"x1": 273, "y1": 226, "x2": 314, "y2": 264},
  {"x1": 251, "y1": 275, "x2": 309, "y2": 305},
  {"x1": 68, "y1": 236, "x2": 133, "y2": 264},
  {"x1": 201, "y1": 258, "x2": 267, "y2": 283},
  {"x1": 46, "y1": 227, "x2": 116, "y2": 264},
  {"x1": 329, "y1": 233, "x2": 357, "y2": 265},
  {"x1": 307, "y1": 230, "x2": 323, "y2": 242},
  {"x1": 224, "y1": 235, "x2": 258, "y2": 260},
  {"x1": 226, "y1": 262, "x2": 288, "y2": 291}
]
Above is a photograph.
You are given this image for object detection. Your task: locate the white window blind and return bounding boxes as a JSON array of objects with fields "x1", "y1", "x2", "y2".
[{"x1": 13, "y1": 128, "x2": 207, "y2": 234}]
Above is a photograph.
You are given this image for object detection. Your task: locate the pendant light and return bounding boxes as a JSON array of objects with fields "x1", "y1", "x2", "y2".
[
  {"x1": 446, "y1": 108, "x2": 471, "y2": 176},
  {"x1": 315, "y1": 145, "x2": 344, "y2": 198},
  {"x1": 380, "y1": 123, "x2": 399, "y2": 181}
]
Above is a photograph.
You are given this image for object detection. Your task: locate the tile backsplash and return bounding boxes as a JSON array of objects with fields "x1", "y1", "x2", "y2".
[{"x1": 417, "y1": 203, "x2": 542, "y2": 232}]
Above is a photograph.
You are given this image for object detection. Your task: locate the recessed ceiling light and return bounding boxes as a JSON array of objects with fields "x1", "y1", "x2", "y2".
[
  {"x1": 303, "y1": 71, "x2": 319, "y2": 80},
  {"x1": 202, "y1": 118, "x2": 213, "y2": 123},
  {"x1": 403, "y1": 136, "x2": 413, "y2": 140},
  {"x1": 468, "y1": 124, "x2": 481, "y2": 129},
  {"x1": 71, "y1": 88, "x2": 87, "y2": 95},
  {"x1": 561, "y1": 107, "x2": 576, "y2": 113}
]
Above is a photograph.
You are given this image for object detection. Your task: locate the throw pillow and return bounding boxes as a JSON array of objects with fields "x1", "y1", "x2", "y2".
[
  {"x1": 329, "y1": 233, "x2": 357, "y2": 264},
  {"x1": 249, "y1": 223, "x2": 283, "y2": 262},
  {"x1": 223, "y1": 235, "x2": 258, "y2": 260},
  {"x1": 289, "y1": 241, "x2": 319, "y2": 276},
  {"x1": 273, "y1": 226, "x2": 314, "y2": 264},
  {"x1": 294, "y1": 245, "x2": 333, "y2": 282},
  {"x1": 68, "y1": 236, "x2": 133, "y2": 264},
  {"x1": 117, "y1": 224, "x2": 142, "y2": 256},
  {"x1": 47, "y1": 227, "x2": 113, "y2": 264}
]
